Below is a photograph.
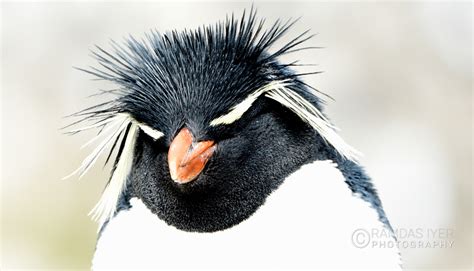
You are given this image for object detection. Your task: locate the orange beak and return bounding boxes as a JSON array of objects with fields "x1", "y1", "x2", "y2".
[{"x1": 168, "y1": 128, "x2": 216, "y2": 184}]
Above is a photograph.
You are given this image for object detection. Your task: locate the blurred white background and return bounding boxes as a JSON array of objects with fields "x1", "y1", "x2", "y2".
[{"x1": 1, "y1": 1, "x2": 472, "y2": 270}]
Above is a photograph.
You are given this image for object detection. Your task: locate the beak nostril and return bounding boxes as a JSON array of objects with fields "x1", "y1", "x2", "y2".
[
  {"x1": 168, "y1": 128, "x2": 215, "y2": 184},
  {"x1": 181, "y1": 140, "x2": 215, "y2": 167}
]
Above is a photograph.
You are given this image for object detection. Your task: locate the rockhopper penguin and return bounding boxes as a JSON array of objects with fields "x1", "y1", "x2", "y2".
[{"x1": 66, "y1": 9, "x2": 401, "y2": 270}]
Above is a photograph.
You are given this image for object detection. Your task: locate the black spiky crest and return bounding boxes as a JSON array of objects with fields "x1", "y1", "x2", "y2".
[{"x1": 71, "y1": 8, "x2": 322, "y2": 136}]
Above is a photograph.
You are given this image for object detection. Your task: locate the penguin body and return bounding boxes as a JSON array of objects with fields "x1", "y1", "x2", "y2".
[
  {"x1": 93, "y1": 161, "x2": 400, "y2": 269},
  {"x1": 66, "y1": 9, "x2": 401, "y2": 269}
]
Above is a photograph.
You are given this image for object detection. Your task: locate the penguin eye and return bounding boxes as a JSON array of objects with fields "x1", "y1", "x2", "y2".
[
  {"x1": 137, "y1": 123, "x2": 164, "y2": 140},
  {"x1": 209, "y1": 82, "x2": 280, "y2": 127},
  {"x1": 209, "y1": 95, "x2": 258, "y2": 126}
]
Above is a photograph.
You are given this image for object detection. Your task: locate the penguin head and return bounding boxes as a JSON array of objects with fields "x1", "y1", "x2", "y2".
[{"x1": 67, "y1": 9, "x2": 360, "y2": 232}]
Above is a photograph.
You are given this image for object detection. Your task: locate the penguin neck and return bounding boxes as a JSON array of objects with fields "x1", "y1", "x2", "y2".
[
  {"x1": 94, "y1": 160, "x2": 401, "y2": 269},
  {"x1": 113, "y1": 127, "x2": 392, "y2": 233}
]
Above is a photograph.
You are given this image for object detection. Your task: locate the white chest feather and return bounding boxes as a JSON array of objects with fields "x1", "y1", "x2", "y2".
[{"x1": 93, "y1": 160, "x2": 401, "y2": 270}]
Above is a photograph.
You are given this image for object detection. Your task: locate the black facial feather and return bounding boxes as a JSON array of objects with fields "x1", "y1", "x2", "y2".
[{"x1": 69, "y1": 8, "x2": 392, "y2": 233}]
